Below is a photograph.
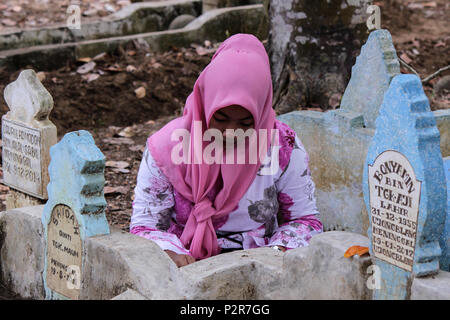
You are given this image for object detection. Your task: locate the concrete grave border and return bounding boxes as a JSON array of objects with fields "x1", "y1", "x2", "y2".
[
  {"x1": 0, "y1": 4, "x2": 269, "y2": 71},
  {"x1": 0, "y1": 0, "x2": 203, "y2": 52}
]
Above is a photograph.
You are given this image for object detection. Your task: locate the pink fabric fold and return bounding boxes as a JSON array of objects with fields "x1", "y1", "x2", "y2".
[{"x1": 147, "y1": 34, "x2": 276, "y2": 260}]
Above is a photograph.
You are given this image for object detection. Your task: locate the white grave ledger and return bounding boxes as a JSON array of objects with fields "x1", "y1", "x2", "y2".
[
  {"x1": 46, "y1": 204, "x2": 82, "y2": 300},
  {"x1": 368, "y1": 150, "x2": 421, "y2": 272}
]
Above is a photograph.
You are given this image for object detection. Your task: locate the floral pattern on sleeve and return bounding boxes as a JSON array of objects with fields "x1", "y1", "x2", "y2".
[
  {"x1": 269, "y1": 129, "x2": 323, "y2": 250},
  {"x1": 130, "y1": 147, "x2": 191, "y2": 256}
]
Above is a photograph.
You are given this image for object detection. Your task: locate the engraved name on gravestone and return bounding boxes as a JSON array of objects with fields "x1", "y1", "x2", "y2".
[
  {"x1": 2, "y1": 121, "x2": 41, "y2": 195},
  {"x1": 2, "y1": 69, "x2": 56, "y2": 200},
  {"x1": 368, "y1": 150, "x2": 420, "y2": 272},
  {"x1": 46, "y1": 204, "x2": 82, "y2": 300}
]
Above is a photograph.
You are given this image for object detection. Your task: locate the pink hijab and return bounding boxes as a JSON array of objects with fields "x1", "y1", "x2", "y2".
[{"x1": 147, "y1": 34, "x2": 276, "y2": 260}]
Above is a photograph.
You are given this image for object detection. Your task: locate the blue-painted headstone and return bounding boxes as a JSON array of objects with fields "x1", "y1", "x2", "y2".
[
  {"x1": 42, "y1": 130, "x2": 110, "y2": 300},
  {"x1": 440, "y1": 157, "x2": 450, "y2": 271},
  {"x1": 363, "y1": 74, "x2": 447, "y2": 300}
]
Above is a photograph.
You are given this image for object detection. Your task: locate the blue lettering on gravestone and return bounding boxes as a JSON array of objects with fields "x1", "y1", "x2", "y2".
[
  {"x1": 363, "y1": 74, "x2": 447, "y2": 300},
  {"x1": 440, "y1": 157, "x2": 450, "y2": 271},
  {"x1": 42, "y1": 130, "x2": 110, "y2": 300}
]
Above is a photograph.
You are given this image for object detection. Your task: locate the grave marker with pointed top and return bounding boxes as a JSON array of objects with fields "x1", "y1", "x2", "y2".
[
  {"x1": 340, "y1": 29, "x2": 400, "y2": 129},
  {"x1": 42, "y1": 130, "x2": 110, "y2": 300},
  {"x1": 2, "y1": 69, "x2": 57, "y2": 203},
  {"x1": 363, "y1": 74, "x2": 447, "y2": 299}
]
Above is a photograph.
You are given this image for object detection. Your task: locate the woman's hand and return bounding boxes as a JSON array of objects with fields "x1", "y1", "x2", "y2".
[{"x1": 164, "y1": 250, "x2": 196, "y2": 267}]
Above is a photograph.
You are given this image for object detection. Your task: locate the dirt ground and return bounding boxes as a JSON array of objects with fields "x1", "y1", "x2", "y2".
[
  {"x1": 0, "y1": 0, "x2": 448, "y2": 248},
  {"x1": 0, "y1": 0, "x2": 165, "y2": 32}
]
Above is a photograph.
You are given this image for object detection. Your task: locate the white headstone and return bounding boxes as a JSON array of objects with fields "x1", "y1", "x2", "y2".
[{"x1": 2, "y1": 69, "x2": 57, "y2": 199}]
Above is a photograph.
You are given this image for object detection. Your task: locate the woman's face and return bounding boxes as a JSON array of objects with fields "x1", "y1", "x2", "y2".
[{"x1": 208, "y1": 105, "x2": 255, "y2": 145}]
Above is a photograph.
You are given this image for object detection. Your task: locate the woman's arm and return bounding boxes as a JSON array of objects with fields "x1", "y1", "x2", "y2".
[
  {"x1": 131, "y1": 146, "x2": 192, "y2": 259},
  {"x1": 269, "y1": 133, "x2": 323, "y2": 250}
]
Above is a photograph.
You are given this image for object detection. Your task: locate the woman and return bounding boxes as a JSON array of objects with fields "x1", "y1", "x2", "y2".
[{"x1": 130, "y1": 34, "x2": 322, "y2": 267}]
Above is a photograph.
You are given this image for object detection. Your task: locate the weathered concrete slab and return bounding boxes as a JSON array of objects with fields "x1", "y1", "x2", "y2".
[
  {"x1": 0, "y1": 0, "x2": 202, "y2": 52},
  {"x1": 0, "y1": 205, "x2": 46, "y2": 299},
  {"x1": 0, "y1": 4, "x2": 268, "y2": 71},
  {"x1": 82, "y1": 227, "x2": 182, "y2": 300},
  {"x1": 178, "y1": 246, "x2": 284, "y2": 299},
  {"x1": 411, "y1": 271, "x2": 450, "y2": 300},
  {"x1": 273, "y1": 231, "x2": 372, "y2": 300},
  {"x1": 0, "y1": 205, "x2": 381, "y2": 300}
]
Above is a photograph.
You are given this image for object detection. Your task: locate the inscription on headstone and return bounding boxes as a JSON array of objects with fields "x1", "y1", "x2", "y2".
[
  {"x1": 46, "y1": 204, "x2": 82, "y2": 300},
  {"x1": 368, "y1": 150, "x2": 420, "y2": 272},
  {"x1": 2, "y1": 120, "x2": 42, "y2": 197}
]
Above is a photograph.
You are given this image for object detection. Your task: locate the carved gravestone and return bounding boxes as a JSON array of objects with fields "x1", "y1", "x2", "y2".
[
  {"x1": 363, "y1": 74, "x2": 447, "y2": 299},
  {"x1": 42, "y1": 130, "x2": 110, "y2": 300},
  {"x1": 340, "y1": 29, "x2": 400, "y2": 128},
  {"x1": 2, "y1": 69, "x2": 57, "y2": 207},
  {"x1": 440, "y1": 157, "x2": 450, "y2": 271}
]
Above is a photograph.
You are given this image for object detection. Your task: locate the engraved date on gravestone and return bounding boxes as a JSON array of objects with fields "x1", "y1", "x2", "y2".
[
  {"x1": 368, "y1": 150, "x2": 421, "y2": 272},
  {"x1": 1, "y1": 118, "x2": 42, "y2": 196},
  {"x1": 47, "y1": 204, "x2": 82, "y2": 300}
]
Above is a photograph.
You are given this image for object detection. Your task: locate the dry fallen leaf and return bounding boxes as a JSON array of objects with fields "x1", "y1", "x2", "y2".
[
  {"x1": 12, "y1": 5, "x2": 22, "y2": 12},
  {"x1": 1, "y1": 18, "x2": 17, "y2": 26},
  {"x1": 77, "y1": 61, "x2": 96, "y2": 74},
  {"x1": 196, "y1": 46, "x2": 208, "y2": 56},
  {"x1": 129, "y1": 145, "x2": 145, "y2": 153},
  {"x1": 126, "y1": 65, "x2": 137, "y2": 73},
  {"x1": 104, "y1": 186, "x2": 129, "y2": 195},
  {"x1": 36, "y1": 71, "x2": 46, "y2": 82},
  {"x1": 105, "y1": 161, "x2": 130, "y2": 169},
  {"x1": 103, "y1": 137, "x2": 134, "y2": 145},
  {"x1": 400, "y1": 53, "x2": 412, "y2": 65},
  {"x1": 423, "y1": 1, "x2": 437, "y2": 7},
  {"x1": 135, "y1": 86, "x2": 146, "y2": 99},
  {"x1": 81, "y1": 73, "x2": 100, "y2": 83},
  {"x1": 344, "y1": 245, "x2": 369, "y2": 258},
  {"x1": 118, "y1": 126, "x2": 135, "y2": 138},
  {"x1": 77, "y1": 57, "x2": 92, "y2": 63}
]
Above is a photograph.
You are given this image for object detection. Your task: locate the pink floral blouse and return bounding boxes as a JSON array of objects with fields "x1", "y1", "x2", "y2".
[{"x1": 130, "y1": 120, "x2": 323, "y2": 256}]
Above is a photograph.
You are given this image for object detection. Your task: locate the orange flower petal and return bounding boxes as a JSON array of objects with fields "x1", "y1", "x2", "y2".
[{"x1": 344, "y1": 245, "x2": 369, "y2": 258}]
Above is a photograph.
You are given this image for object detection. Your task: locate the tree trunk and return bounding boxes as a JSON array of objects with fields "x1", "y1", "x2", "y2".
[{"x1": 268, "y1": 0, "x2": 373, "y2": 114}]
